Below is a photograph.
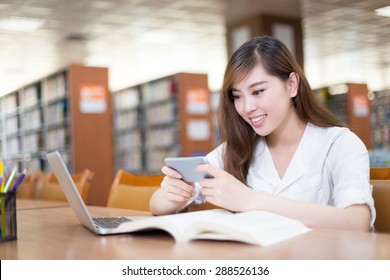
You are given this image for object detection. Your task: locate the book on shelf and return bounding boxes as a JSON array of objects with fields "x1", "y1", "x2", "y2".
[{"x1": 118, "y1": 209, "x2": 311, "y2": 246}]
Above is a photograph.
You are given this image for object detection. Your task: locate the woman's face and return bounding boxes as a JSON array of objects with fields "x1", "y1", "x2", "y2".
[{"x1": 231, "y1": 64, "x2": 298, "y2": 137}]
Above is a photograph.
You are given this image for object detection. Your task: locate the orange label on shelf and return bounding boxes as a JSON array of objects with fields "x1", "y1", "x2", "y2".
[
  {"x1": 186, "y1": 88, "x2": 209, "y2": 115},
  {"x1": 79, "y1": 84, "x2": 107, "y2": 114},
  {"x1": 353, "y1": 95, "x2": 369, "y2": 118}
]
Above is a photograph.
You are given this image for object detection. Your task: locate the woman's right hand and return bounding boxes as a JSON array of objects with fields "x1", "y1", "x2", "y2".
[
  {"x1": 160, "y1": 165, "x2": 196, "y2": 205},
  {"x1": 149, "y1": 166, "x2": 196, "y2": 215}
]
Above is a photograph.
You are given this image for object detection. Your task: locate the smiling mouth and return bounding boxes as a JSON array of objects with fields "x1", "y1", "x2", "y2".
[{"x1": 250, "y1": 115, "x2": 266, "y2": 124}]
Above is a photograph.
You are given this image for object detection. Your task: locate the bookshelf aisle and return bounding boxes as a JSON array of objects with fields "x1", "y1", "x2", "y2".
[
  {"x1": 370, "y1": 89, "x2": 390, "y2": 167},
  {"x1": 0, "y1": 65, "x2": 114, "y2": 206},
  {"x1": 313, "y1": 83, "x2": 373, "y2": 150},
  {"x1": 112, "y1": 73, "x2": 214, "y2": 174}
]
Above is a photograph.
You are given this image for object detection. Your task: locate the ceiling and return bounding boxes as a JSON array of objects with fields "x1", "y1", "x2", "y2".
[{"x1": 0, "y1": 0, "x2": 389, "y2": 97}]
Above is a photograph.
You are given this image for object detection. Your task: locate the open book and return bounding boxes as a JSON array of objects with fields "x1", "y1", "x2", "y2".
[{"x1": 118, "y1": 209, "x2": 310, "y2": 246}]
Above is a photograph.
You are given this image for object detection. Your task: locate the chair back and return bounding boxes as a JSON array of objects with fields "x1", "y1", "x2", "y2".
[
  {"x1": 107, "y1": 169, "x2": 164, "y2": 211},
  {"x1": 370, "y1": 168, "x2": 390, "y2": 180},
  {"x1": 370, "y1": 179, "x2": 390, "y2": 233},
  {"x1": 39, "y1": 169, "x2": 94, "y2": 202},
  {"x1": 16, "y1": 171, "x2": 45, "y2": 199}
]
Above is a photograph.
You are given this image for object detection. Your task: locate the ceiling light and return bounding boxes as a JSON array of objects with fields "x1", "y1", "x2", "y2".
[
  {"x1": 375, "y1": 6, "x2": 390, "y2": 17},
  {"x1": 0, "y1": 16, "x2": 46, "y2": 32}
]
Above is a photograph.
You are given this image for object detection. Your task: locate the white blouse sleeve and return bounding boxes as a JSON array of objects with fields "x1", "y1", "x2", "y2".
[{"x1": 327, "y1": 130, "x2": 376, "y2": 228}]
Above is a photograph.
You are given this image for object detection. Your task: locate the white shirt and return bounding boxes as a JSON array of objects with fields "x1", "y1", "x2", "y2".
[{"x1": 206, "y1": 123, "x2": 376, "y2": 228}]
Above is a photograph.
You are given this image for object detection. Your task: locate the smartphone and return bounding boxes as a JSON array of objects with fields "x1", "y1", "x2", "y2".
[{"x1": 164, "y1": 156, "x2": 209, "y2": 182}]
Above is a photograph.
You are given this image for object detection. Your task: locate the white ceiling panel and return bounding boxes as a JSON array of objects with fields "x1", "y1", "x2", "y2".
[{"x1": 0, "y1": 0, "x2": 389, "y2": 96}]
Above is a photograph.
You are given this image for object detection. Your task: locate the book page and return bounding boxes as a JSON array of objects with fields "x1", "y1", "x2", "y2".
[
  {"x1": 118, "y1": 209, "x2": 310, "y2": 246},
  {"x1": 184, "y1": 211, "x2": 311, "y2": 246},
  {"x1": 117, "y1": 209, "x2": 232, "y2": 241}
]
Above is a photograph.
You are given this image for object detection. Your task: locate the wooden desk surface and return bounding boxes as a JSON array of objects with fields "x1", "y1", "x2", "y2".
[
  {"x1": 16, "y1": 198, "x2": 69, "y2": 210},
  {"x1": 1, "y1": 200, "x2": 390, "y2": 260}
]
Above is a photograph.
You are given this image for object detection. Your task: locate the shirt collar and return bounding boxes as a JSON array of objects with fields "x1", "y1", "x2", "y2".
[{"x1": 251, "y1": 124, "x2": 309, "y2": 193}]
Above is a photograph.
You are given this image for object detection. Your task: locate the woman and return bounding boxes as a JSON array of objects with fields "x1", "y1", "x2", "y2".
[{"x1": 150, "y1": 35, "x2": 375, "y2": 231}]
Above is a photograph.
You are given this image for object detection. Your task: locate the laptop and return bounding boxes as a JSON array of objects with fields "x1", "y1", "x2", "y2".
[{"x1": 46, "y1": 151, "x2": 150, "y2": 235}]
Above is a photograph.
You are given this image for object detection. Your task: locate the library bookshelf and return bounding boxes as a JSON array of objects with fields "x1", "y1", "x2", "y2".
[
  {"x1": 313, "y1": 83, "x2": 373, "y2": 150},
  {"x1": 0, "y1": 64, "x2": 113, "y2": 206},
  {"x1": 371, "y1": 89, "x2": 390, "y2": 150},
  {"x1": 112, "y1": 73, "x2": 214, "y2": 174}
]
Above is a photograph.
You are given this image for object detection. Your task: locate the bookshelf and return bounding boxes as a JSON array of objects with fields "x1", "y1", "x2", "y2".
[
  {"x1": 371, "y1": 89, "x2": 390, "y2": 150},
  {"x1": 0, "y1": 65, "x2": 114, "y2": 206},
  {"x1": 313, "y1": 83, "x2": 373, "y2": 150},
  {"x1": 369, "y1": 89, "x2": 390, "y2": 167},
  {"x1": 112, "y1": 73, "x2": 214, "y2": 174}
]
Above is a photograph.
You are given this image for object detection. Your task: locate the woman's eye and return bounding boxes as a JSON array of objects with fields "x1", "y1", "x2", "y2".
[
  {"x1": 232, "y1": 95, "x2": 241, "y2": 100},
  {"x1": 253, "y1": 90, "x2": 264, "y2": 95}
]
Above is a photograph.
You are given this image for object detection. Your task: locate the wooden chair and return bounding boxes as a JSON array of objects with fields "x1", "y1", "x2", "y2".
[
  {"x1": 107, "y1": 169, "x2": 164, "y2": 211},
  {"x1": 39, "y1": 169, "x2": 95, "y2": 202},
  {"x1": 15, "y1": 171, "x2": 45, "y2": 199},
  {"x1": 370, "y1": 179, "x2": 390, "y2": 233},
  {"x1": 370, "y1": 168, "x2": 390, "y2": 180}
]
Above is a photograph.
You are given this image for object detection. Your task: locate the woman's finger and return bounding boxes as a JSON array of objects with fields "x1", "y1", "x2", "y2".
[
  {"x1": 161, "y1": 165, "x2": 182, "y2": 179},
  {"x1": 162, "y1": 176, "x2": 194, "y2": 197},
  {"x1": 196, "y1": 163, "x2": 225, "y2": 179}
]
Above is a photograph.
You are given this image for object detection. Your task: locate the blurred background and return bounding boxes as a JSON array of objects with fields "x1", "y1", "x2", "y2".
[{"x1": 1, "y1": 0, "x2": 389, "y2": 205}]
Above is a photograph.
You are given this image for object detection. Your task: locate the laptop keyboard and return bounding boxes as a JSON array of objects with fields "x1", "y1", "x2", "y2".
[{"x1": 93, "y1": 217, "x2": 132, "y2": 229}]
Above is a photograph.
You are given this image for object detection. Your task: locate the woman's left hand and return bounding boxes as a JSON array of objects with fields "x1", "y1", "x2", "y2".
[{"x1": 196, "y1": 163, "x2": 252, "y2": 212}]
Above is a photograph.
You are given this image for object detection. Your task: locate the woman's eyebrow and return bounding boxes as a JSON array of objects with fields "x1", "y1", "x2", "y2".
[
  {"x1": 232, "y1": 81, "x2": 269, "y2": 92},
  {"x1": 247, "y1": 81, "x2": 269, "y2": 89}
]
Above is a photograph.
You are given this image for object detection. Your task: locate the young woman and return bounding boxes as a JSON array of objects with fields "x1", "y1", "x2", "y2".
[{"x1": 150, "y1": 35, "x2": 375, "y2": 231}]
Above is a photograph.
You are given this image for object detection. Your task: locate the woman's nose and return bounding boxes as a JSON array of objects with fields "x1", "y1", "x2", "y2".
[{"x1": 244, "y1": 97, "x2": 257, "y2": 113}]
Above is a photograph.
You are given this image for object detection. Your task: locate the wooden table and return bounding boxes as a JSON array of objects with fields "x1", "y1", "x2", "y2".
[
  {"x1": 1, "y1": 199, "x2": 390, "y2": 260},
  {"x1": 16, "y1": 198, "x2": 69, "y2": 210}
]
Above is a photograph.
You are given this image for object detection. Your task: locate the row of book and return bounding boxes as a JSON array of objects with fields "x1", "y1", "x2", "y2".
[
  {"x1": 3, "y1": 128, "x2": 68, "y2": 158},
  {"x1": 371, "y1": 90, "x2": 390, "y2": 149},
  {"x1": 23, "y1": 133, "x2": 40, "y2": 152},
  {"x1": 44, "y1": 101, "x2": 68, "y2": 126},
  {"x1": 145, "y1": 146, "x2": 181, "y2": 173},
  {"x1": 45, "y1": 128, "x2": 69, "y2": 150},
  {"x1": 5, "y1": 116, "x2": 18, "y2": 135},
  {"x1": 115, "y1": 130, "x2": 142, "y2": 151},
  {"x1": 145, "y1": 102, "x2": 177, "y2": 126},
  {"x1": 0, "y1": 73, "x2": 66, "y2": 115},
  {"x1": 41, "y1": 73, "x2": 67, "y2": 103},
  {"x1": 369, "y1": 149, "x2": 390, "y2": 167},
  {"x1": 115, "y1": 151, "x2": 143, "y2": 173},
  {"x1": 21, "y1": 109, "x2": 41, "y2": 131},
  {"x1": 113, "y1": 87, "x2": 140, "y2": 110},
  {"x1": 114, "y1": 110, "x2": 139, "y2": 131},
  {"x1": 3, "y1": 101, "x2": 67, "y2": 136},
  {"x1": 0, "y1": 93, "x2": 17, "y2": 114},
  {"x1": 112, "y1": 76, "x2": 179, "y2": 173},
  {"x1": 19, "y1": 86, "x2": 39, "y2": 108},
  {"x1": 145, "y1": 127, "x2": 178, "y2": 149},
  {"x1": 3, "y1": 137, "x2": 19, "y2": 155},
  {"x1": 141, "y1": 78, "x2": 176, "y2": 104}
]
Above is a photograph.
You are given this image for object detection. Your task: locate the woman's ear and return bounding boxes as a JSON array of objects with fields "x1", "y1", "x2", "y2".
[{"x1": 288, "y1": 72, "x2": 299, "y2": 98}]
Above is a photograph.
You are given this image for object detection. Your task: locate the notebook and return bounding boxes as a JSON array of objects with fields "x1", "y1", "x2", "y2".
[{"x1": 46, "y1": 151, "x2": 150, "y2": 235}]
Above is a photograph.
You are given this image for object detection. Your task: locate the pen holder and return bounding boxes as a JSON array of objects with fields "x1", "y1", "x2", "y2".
[{"x1": 0, "y1": 192, "x2": 17, "y2": 242}]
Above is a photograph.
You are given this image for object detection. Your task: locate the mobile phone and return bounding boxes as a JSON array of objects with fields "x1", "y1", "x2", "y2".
[{"x1": 164, "y1": 156, "x2": 209, "y2": 182}]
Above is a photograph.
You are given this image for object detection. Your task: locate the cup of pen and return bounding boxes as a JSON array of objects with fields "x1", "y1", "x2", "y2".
[{"x1": 0, "y1": 191, "x2": 17, "y2": 242}]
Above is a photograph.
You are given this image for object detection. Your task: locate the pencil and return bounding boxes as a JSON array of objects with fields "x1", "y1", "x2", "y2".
[
  {"x1": 0, "y1": 159, "x2": 4, "y2": 192},
  {"x1": 11, "y1": 169, "x2": 27, "y2": 192},
  {"x1": 4, "y1": 167, "x2": 17, "y2": 193}
]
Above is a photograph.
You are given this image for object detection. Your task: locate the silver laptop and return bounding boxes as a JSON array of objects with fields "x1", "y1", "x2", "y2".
[{"x1": 46, "y1": 151, "x2": 149, "y2": 235}]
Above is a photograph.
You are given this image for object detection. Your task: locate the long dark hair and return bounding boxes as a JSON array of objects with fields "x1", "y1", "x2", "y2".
[{"x1": 218, "y1": 35, "x2": 343, "y2": 183}]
